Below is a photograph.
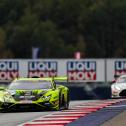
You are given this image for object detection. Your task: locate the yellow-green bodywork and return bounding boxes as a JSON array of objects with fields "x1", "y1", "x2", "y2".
[{"x1": 0, "y1": 77, "x2": 69, "y2": 111}]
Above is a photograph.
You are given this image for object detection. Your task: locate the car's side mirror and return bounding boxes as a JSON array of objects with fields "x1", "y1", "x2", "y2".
[{"x1": 0, "y1": 87, "x2": 5, "y2": 91}]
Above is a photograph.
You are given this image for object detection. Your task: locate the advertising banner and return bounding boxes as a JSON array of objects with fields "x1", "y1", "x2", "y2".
[
  {"x1": 107, "y1": 59, "x2": 126, "y2": 81},
  {"x1": 27, "y1": 61, "x2": 57, "y2": 77},
  {"x1": 0, "y1": 61, "x2": 19, "y2": 81},
  {"x1": 67, "y1": 61, "x2": 96, "y2": 81},
  {"x1": 66, "y1": 59, "x2": 105, "y2": 82},
  {"x1": 115, "y1": 61, "x2": 126, "y2": 75}
]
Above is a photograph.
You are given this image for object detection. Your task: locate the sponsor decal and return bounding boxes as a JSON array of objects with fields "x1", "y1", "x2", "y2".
[
  {"x1": 115, "y1": 61, "x2": 126, "y2": 76},
  {"x1": 67, "y1": 61, "x2": 96, "y2": 81},
  {"x1": 0, "y1": 61, "x2": 19, "y2": 81},
  {"x1": 28, "y1": 61, "x2": 57, "y2": 77}
]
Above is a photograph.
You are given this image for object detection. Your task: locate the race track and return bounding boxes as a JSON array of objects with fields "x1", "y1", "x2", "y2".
[
  {"x1": 0, "y1": 100, "x2": 126, "y2": 126},
  {"x1": 0, "y1": 101, "x2": 84, "y2": 126}
]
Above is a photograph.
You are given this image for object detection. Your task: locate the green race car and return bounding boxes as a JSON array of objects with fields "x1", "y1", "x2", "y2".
[{"x1": 0, "y1": 77, "x2": 69, "y2": 111}]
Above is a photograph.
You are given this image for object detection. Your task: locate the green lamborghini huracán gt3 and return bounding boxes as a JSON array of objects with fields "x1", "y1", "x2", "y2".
[{"x1": 0, "y1": 77, "x2": 69, "y2": 111}]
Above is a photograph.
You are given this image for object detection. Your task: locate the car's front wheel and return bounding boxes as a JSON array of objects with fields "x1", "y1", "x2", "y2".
[
  {"x1": 64, "y1": 92, "x2": 69, "y2": 110},
  {"x1": 60, "y1": 92, "x2": 69, "y2": 110},
  {"x1": 55, "y1": 92, "x2": 61, "y2": 111}
]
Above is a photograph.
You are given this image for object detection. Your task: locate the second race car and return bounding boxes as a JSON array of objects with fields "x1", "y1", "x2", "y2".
[
  {"x1": 111, "y1": 74, "x2": 126, "y2": 98},
  {"x1": 0, "y1": 77, "x2": 69, "y2": 111}
]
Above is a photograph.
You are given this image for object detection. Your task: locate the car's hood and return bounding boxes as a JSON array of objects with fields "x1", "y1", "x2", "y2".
[
  {"x1": 7, "y1": 89, "x2": 51, "y2": 101},
  {"x1": 113, "y1": 83, "x2": 126, "y2": 90}
]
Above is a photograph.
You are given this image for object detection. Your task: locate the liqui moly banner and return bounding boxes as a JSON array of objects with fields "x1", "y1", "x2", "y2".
[
  {"x1": 67, "y1": 60, "x2": 105, "y2": 81},
  {"x1": 28, "y1": 61, "x2": 57, "y2": 77},
  {"x1": 107, "y1": 59, "x2": 126, "y2": 81},
  {"x1": 115, "y1": 61, "x2": 126, "y2": 75},
  {"x1": 0, "y1": 61, "x2": 19, "y2": 81}
]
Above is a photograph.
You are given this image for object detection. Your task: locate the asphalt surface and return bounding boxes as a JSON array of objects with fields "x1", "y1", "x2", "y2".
[{"x1": 101, "y1": 107, "x2": 126, "y2": 126}]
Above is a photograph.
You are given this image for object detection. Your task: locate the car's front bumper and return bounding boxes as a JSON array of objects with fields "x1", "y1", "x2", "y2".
[{"x1": 0, "y1": 101, "x2": 56, "y2": 111}]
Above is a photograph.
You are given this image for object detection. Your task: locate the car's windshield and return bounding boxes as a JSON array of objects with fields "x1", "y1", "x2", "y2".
[
  {"x1": 117, "y1": 77, "x2": 126, "y2": 83},
  {"x1": 8, "y1": 80, "x2": 52, "y2": 90}
]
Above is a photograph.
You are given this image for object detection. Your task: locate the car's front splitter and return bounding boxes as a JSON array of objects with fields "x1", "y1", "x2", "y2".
[{"x1": 0, "y1": 101, "x2": 56, "y2": 111}]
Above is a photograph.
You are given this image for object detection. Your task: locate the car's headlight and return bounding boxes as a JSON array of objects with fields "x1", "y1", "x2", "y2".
[
  {"x1": 3, "y1": 92, "x2": 13, "y2": 102},
  {"x1": 4, "y1": 95, "x2": 11, "y2": 102}
]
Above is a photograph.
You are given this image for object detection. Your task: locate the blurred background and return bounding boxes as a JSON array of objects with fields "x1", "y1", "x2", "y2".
[
  {"x1": 0, "y1": 0, "x2": 126, "y2": 58},
  {"x1": 0, "y1": 0, "x2": 126, "y2": 100}
]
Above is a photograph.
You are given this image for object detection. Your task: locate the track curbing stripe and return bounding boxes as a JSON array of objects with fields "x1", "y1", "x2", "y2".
[{"x1": 18, "y1": 99, "x2": 126, "y2": 126}]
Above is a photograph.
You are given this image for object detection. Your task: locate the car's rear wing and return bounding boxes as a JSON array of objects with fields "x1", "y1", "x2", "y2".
[{"x1": 53, "y1": 76, "x2": 68, "y2": 84}]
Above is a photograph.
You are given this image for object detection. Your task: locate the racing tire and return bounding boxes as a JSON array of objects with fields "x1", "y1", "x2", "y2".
[
  {"x1": 56, "y1": 92, "x2": 61, "y2": 111},
  {"x1": 1, "y1": 109, "x2": 7, "y2": 113},
  {"x1": 64, "y1": 92, "x2": 69, "y2": 110}
]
